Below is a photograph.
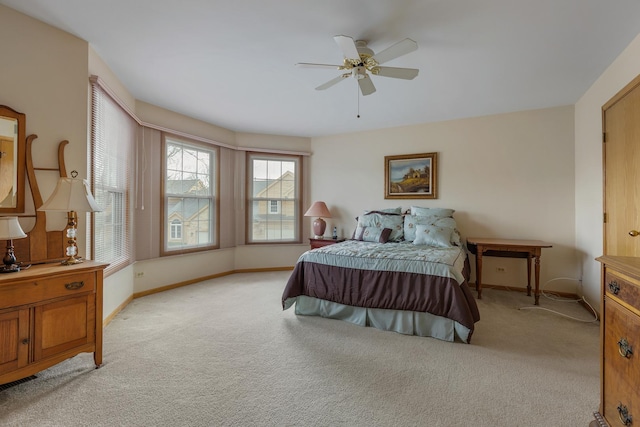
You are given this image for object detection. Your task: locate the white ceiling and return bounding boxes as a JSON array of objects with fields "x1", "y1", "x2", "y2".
[{"x1": 3, "y1": 0, "x2": 640, "y2": 138}]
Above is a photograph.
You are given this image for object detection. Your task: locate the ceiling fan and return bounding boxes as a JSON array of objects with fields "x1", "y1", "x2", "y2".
[{"x1": 296, "y1": 35, "x2": 419, "y2": 96}]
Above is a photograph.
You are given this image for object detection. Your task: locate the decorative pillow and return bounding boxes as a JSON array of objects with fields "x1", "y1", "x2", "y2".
[
  {"x1": 413, "y1": 224, "x2": 453, "y2": 248},
  {"x1": 403, "y1": 214, "x2": 441, "y2": 242},
  {"x1": 410, "y1": 206, "x2": 455, "y2": 218},
  {"x1": 365, "y1": 207, "x2": 402, "y2": 214},
  {"x1": 354, "y1": 226, "x2": 392, "y2": 243},
  {"x1": 358, "y1": 212, "x2": 404, "y2": 241},
  {"x1": 430, "y1": 217, "x2": 462, "y2": 246}
]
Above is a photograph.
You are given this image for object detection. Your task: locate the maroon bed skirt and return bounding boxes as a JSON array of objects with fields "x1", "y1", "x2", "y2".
[{"x1": 282, "y1": 259, "x2": 480, "y2": 333}]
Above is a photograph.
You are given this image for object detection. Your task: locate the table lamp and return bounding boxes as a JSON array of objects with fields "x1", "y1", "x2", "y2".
[
  {"x1": 304, "y1": 201, "x2": 332, "y2": 238},
  {"x1": 38, "y1": 173, "x2": 102, "y2": 265},
  {"x1": 0, "y1": 216, "x2": 27, "y2": 273}
]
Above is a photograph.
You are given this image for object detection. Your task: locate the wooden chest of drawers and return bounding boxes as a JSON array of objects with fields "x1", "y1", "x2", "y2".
[
  {"x1": 594, "y1": 256, "x2": 640, "y2": 426},
  {"x1": 0, "y1": 261, "x2": 107, "y2": 385}
]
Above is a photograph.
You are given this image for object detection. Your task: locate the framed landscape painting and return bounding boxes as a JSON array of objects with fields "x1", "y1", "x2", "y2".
[{"x1": 385, "y1": 152, "x2": 438, "y2": 199}]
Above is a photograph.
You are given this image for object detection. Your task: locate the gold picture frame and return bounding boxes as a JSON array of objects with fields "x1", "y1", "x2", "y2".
[{"x1": 385, "y1": 152, "x2": 438, "y2": 199}]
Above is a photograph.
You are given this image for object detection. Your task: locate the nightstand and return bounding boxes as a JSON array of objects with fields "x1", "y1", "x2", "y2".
[{"x1": 309, "y1": 238, "x2": 345, "y2": 249}]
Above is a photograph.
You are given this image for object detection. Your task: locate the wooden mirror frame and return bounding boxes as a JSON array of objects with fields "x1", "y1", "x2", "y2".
[{"x1": 0, "y1": 105, "x2": 26, "y2": 213}]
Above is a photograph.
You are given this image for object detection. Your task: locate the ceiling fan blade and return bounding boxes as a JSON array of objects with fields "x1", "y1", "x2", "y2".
[
  {"x1": 375, "y1": 66, "x2": 419, "y2": 80},
  {"x1": 358, "y1": 75, "x2": 376, "y2": 96},
  {"x1": 315, "y1": 74, "x2": 347, "y2": 91},
  {"x1": 296, "y1": 62, "x2": 343, "y2": 70},
  {"x1": 372, "y1": 38, "x2": 418, "y2": 64},
  {"x1": 333, "y1": 35, "x2": 360, "y2": 59}
]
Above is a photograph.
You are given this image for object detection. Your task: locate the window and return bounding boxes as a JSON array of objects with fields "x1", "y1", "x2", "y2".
[
  {"x1": 90, "y1": 80, "x2": 135, "y2": 275},
  {"x1": 170, "y1": 219, "x2": 182, "y2": 240},
  {"x1": 247, "y1": 153, "x2": 301, "y2": 243},
  {"x1": 269, "y1": 200, "x2": 280, "y2": 214},
  {"x1": 163, "y1": 135, "x2": 218, "y2": 254}
]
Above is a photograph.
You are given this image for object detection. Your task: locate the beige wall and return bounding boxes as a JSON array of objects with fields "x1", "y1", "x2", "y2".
[
  {"x1": 311, "y1": 106, "x2": 578, "y2": 293},
  {"x1": 575, "y1": 33, "x2": 640, "y2": 309},
  {"x1": 0, "y1": 5, "x2": 89, "y2": 257}
]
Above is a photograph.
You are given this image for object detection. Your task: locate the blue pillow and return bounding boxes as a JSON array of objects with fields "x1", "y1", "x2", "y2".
[
  {"x1": 358, "y1": 212, "x2": 404, "y2": 242},
  {"x1": 364, "y1": 207, "x2": 402, "y2": 214},
  {"x1": 413, "y1": 224, "x2": 453, "y2": 248},
  {"x1": 410, "y1": 206, "x2": 455, "y2": 218},
  {"x1": 403, "y1": 215, "x2": 441, "y2": 242}
]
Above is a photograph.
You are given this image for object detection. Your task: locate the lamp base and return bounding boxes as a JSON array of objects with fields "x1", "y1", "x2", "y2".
[
  {"x1": 61, "y1": 256, "x2": 84, "y2": 266},
  {"x1": 312, "y1": 218, "x2": 327, "y2": 238},
  {"x1": 0, "y1": 265, "x2": 20, "y2": 273},
  {"x1": 2, "y1": 242, "x2": 20, "y2": 273}
]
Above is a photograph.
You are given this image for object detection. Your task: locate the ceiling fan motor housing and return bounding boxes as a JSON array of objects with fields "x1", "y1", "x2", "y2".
[{"x1": 355, "y1": 40, "x2": 374, "y2": 57}]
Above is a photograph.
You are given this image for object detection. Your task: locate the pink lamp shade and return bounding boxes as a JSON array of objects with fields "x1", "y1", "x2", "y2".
[{"x1": 304, "y1": 201, "x2": 332, "y2": 238}]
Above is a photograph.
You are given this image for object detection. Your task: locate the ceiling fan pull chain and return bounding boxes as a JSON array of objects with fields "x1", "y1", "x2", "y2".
[{"x1": 357, "y1": 82, "x2": 361, "y2": 118}]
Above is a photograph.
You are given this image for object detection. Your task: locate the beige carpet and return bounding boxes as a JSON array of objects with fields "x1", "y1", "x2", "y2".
[{"x1": 0, "y1": 271, "x2": 600, "y2": 426}]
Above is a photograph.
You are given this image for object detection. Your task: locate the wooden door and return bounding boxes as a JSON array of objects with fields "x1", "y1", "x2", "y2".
[
  {"x1": 33, "y1": 295, "x2": 95, "y2": 361},
  {"x1": 0, "y1": 309, "x2": 29, "y2": 375},
  {"x1": 603, "y1": 75, "x2": 640, "y2": 256}
]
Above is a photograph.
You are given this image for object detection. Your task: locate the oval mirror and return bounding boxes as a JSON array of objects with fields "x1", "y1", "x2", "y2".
[{"x1": 0, "y1": 105, "x2": 25, "y2": 213}]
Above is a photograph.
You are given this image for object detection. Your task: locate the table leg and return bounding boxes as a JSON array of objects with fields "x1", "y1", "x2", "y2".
[
  {"x1": 526, "y1": 253, "x2": 532, "y2": 296},
  {"x1": 475, "y1": 247, "x2": 483, "y2": 299},
  {"x1": 534, "y1": 255, "x2": 541, "y2": 305}
]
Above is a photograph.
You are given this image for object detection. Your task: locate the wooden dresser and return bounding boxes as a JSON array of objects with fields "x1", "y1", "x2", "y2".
[
  {"x1": 0, "y1": 261, "x2": 107, "y2": 385},
  {"x1": 593, "y1": 256, "x2": 640, "y2": 426}
]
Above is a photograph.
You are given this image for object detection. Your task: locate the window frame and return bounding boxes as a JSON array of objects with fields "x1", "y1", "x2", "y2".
[
  {"x1": 161, "y1": 133, "x2": 220, "y2": 256},
  {"x1": 245, "y1": 152, "x2": 302, "y2": 244}
]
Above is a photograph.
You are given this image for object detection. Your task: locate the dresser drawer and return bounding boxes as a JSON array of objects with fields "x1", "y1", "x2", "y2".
[
  {"x1": 605, "y1": 271, "x2": 640, "y2": 312},
  {"x1": 0, "y1": 272, "x2": 95, "y2": 310},
  {"x1": 603, "y1": 297, "x2": 640, "y2": 425}
]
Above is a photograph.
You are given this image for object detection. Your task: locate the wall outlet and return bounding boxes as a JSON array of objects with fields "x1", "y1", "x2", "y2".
[
  {"x1": 496, "y1": 267, "x2": 506, "y2": 273},
  {"x1": 135, "y1": 272, "x2": 144, "y2": 278}
]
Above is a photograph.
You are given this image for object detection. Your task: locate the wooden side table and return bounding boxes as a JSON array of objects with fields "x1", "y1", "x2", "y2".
[
  {"x1": 309, "y1": 238, "x2": 345, "y2": 250},
  {"x1": 466, "y1": 238, "x2": 552, "y2": 305}
]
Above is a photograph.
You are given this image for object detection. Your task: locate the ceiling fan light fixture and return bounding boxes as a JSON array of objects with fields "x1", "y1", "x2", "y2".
[{"x1": 353, "y1": 66, "x2": 367, "y2": 80}]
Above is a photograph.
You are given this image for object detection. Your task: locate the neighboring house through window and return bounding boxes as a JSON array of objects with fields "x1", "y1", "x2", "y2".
[
  {"x1": 247, "y1": 153, "x2": 301, "y2": 243},
  {"x1": 162, "y1": 135, "x2": 218, "y2": 254}
]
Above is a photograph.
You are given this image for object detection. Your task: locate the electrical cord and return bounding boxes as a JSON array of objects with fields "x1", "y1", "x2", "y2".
[{"x1": 518, "y1": 277, "x2": 599, "y2": 323}]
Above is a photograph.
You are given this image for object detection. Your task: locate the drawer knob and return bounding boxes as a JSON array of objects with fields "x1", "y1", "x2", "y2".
[
  {"x1": 608, "y1": 280, "x2": 620, "y2": 295},
  {"x1": 618, "y1": 338, "x2": 634, "y2": 359},
  {"x1": 21, "y1": 338, "x2": 29, "y2": 345},
  {"x1": 629, "y1": 230, "x2": 639, "y2": 237},
  {"x1": 65, "y1": 281, "x2": 85, "y2": 290},
  {"x1": 617, "y1": 403, "x2": 633, "y2": 426}
]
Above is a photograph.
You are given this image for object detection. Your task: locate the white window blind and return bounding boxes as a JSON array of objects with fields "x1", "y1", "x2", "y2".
[{"x1": 90, "y1": 82, "x2": 136, "y2": 275}]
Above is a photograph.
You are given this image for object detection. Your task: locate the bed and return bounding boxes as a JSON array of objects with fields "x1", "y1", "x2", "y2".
[{"x1": 281, "y1": 207, "x2": 480, "y2": 343}]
